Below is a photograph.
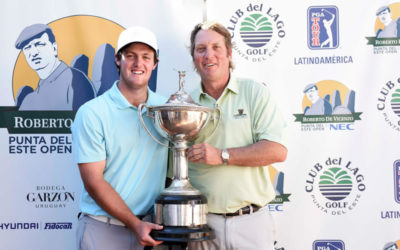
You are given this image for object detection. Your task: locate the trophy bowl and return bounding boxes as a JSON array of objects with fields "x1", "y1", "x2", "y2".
[
  {"x1": 138, "y1": 71, "x2": 218, "y2": 243},
  {"x1": 150, "y1": 104, "x2": 215, "y2": 142}
]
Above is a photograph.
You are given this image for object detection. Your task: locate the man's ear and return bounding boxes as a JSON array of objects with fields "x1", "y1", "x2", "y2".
[
  {"x1": 115, "y1": 54, "x2": 120, "y2": 67},
  {"x1": 152, "y1": 59, "x2": 158, "y2": 70},
  {"x1": 52, "y1": 42, "x2": 58, "y2": 56}
]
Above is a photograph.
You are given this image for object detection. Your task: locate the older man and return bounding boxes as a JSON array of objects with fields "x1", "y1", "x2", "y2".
[
  {"x1": 186, "y1": 21, "x2": 288, "y2": 250},
  {"x1": 15, "y1": 24, "x2": 95, "y2": 110},
  {"x1": 376, "y1": 5, "x2": 400, "y2": 38},
  {"x1": 303, "y1": 83, "x2": 332, "y2": 115}
]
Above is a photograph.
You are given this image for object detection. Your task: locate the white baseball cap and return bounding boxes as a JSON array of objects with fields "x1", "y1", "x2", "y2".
[{"x1": 116, "y1": 26, "x2": 158, "y2": 55}]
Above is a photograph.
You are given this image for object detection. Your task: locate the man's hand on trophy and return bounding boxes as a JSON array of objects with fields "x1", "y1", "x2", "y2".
[
  {"x1": 131, "y1": 220, "x2": 164, "y2": 247},
  {"x1": 187, "y1": 143, "x2": 223, "y2": 165}
]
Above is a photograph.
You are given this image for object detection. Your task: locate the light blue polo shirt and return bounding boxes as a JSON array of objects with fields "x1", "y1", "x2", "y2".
[{"x1": 71, "y1": 81, "x2": 168, "y2": 217}]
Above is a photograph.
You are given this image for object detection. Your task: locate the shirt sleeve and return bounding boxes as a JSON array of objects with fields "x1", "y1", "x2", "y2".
[
  {"x1": 71, "y1": 103, "x2": 106, "y2": 164},
  {"x1": 250, "y1": 81, "x2": 287, "y2": 148}
]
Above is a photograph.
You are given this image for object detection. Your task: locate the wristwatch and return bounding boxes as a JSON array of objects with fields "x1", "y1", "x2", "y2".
[{"x1": 221, "y1": 149, "x2": 229, "y2": 165}]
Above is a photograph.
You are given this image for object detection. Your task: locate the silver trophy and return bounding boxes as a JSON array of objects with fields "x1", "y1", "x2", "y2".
[{"x1": 138, "y1": 71, "x2": 219, "y2": 243}]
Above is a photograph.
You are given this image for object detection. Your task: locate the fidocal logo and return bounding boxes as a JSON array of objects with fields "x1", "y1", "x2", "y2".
[
  {"x1": 305, "y1": 157, "x2": 366, "y2": 215},
  {"x1": 44, "y1": 222, "x2": 72, "y2": 230},
  {"x1": 293, "y1": 80, "x2": 362, "y2": 132},
  {"x1": 377, "y1": 77, "x2": 400, "y2": 132},
  {"x1": 0, "y1": 222, "x2": 72, "y2": 230},
  {"x1": 226, "y1": 3, "x2": 285, "y2": 62}
]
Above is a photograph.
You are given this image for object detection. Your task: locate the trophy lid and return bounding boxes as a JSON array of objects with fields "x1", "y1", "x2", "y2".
[
  {"x1": 147, "y1": 70, "x2": 213, "y2": 113},
  {"x1": 165, "y1": 71, "x2": 199, "y2": 106}
]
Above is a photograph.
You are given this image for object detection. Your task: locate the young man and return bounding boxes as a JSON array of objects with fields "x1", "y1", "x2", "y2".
[
  {"x1": 71, "y1": 26, "x2": 168, "y2": 250},
  {"x1": 186, "y1": 21, "x2": 288, "y2": 250}
]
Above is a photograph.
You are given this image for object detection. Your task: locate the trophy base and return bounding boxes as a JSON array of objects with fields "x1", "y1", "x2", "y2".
[
  {"x1": 154, "y1": 195, "x2": 208, "y2": 226},
  {"x1": 153, "y1": 194, "x2": 215, "y2": 243},
  {"x1": 151, "y1": 225, "x2": 214, "y2": 243}
]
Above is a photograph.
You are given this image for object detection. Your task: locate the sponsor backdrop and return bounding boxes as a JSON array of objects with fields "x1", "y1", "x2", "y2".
[{"x1": 0, "y1": 0, "x2": 399, "y2": 249}]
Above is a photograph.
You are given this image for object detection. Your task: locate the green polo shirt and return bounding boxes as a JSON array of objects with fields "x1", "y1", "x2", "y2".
[{"x1": 188, "y1": 75, "x2": 287, "y2": 213}]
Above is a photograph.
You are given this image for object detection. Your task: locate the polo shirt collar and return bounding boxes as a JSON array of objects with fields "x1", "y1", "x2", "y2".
[
  {"x1": 225, "y1": 74, "x2": 239, "y2": 94},
  {"x1": 109, "y1": 80, "x2": 160, "y2": 110},
  {"x1": 195, "y1": 74, "x2": 239, "y2": 101}
]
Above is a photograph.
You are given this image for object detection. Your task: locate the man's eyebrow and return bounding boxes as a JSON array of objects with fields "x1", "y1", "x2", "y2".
[{"x1": 34, "y1": 41, "x2": 44, "y2": 46}]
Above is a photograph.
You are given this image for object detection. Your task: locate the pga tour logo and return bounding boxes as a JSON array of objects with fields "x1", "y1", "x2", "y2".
[
  {"x1": 313, "y1": 240, "x2": 345, "y2": 250},
  {"x1": 395, "y1": 160, "x2": 400, "y2": 204},
  {"x1": 308, "y1": 6, "x2": 339, "y2": 49}
]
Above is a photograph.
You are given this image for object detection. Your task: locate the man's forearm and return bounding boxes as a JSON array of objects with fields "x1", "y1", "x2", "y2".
[
  {"x1": 83, "y1": 178, "x2": 141, "y2": 230},
  {"x1": 188, "y1": 140, "x2": 287, "y2": 167},
  {"x1": 227, "y1": 140, "x2": 287, "y2": 166},
  {"x1": 79, "y1": 162, "x2": 163, "y2": 247}
]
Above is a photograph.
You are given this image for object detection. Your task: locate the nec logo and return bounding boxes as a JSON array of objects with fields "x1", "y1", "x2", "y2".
[
  {"x1": 313, "y1": 240, "x2": 345, "y2": 250},
  {"x1": 329, "y1": 123, "x2": 354, "y2": 130},
  {"x1": 268, "y1": 204, "x2": 283, "y2": 212}
]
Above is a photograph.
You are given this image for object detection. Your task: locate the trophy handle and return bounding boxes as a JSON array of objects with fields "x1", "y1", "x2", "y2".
[{"x1": 138, "y1": 103, "x2": 171, "y2": 148}]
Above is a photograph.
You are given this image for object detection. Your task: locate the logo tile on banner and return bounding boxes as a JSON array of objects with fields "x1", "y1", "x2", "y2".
[
  {"x1": 26, "y1": 185, "x2": 75, "y2": 209},
  {"x1": 305, "y1": 157, "x2": 366, "y2": 216},
  {"x1": 226, "y1": 3, "x2": 286, "y2": 62},
  {"x1": 274, "y1": 241, "x2": 285, "y2": 250},
  {"x1": 313, "y1": 240, "x2": 345, "y2": 250},
  {"x1": 0, "y1": 16, "x2": 156, "y2": 155},
  {"x1": 0, "y1": 222, "x2": 40, "y2": 230},
  {"x1": 380, "y1": 160, "x2": 400, "y2": 220},
  {"x1": 366, "y1": 3, "x2": 400, "y2": 54},
  {"x1": 383, "y1": 240, "x2": 400, "y2": 250},
  {"x1": 0, "y1": 222, "x2": 73, "y2": 231},
  {"x1": 12, "y1": 16, "x2": 125, "y2": 110},
  {"x1": 377, "y1": 77, "x2": 400, "y2": 132},
  {"x1": 293, "y1": 80, "x2": 362, "y2": 132},
  {"x1": 307, "y1": 6, "x2": 339, "y2": 50},
  {"x1": 294, "y1": 5, "x2": 353, "y2": 66},
  {"x1": 395, "y1": 160, "x2": 400, "y2": 204},
  {"x1": 267, "y1": 166, "x2": 291, "y2": 212},
  {"x1": 44, "y1": 222, "x2": 72, "y2": 230}
]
